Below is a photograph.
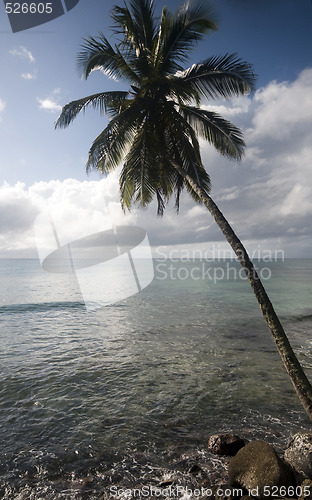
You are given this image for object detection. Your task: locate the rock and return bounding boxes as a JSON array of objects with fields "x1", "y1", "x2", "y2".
[
  {"x1": 208, "y1": 434, "x2": 245, "y2": 456},
  {"x1": 298, "y1": 479, "x2": 312, "y2": 500},
  {"x1": 284, "y1": 433, "x2": 312, "y2": 481},
  {"x1": 158, "y1": 479, "x2": 173, "y2": 487},
  {"x1": 228, "y1": 441, "x2": 296, "y2": 499},
  {"x1": 188, "y1": 464, "x2": 203, "y2": 475}
]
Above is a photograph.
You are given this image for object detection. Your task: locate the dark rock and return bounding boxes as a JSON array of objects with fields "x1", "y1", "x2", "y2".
[
  {"x1": 228, "y1": 441, "x2": 296, "y2": 499},
  {"x1": 208, "y1": 433, "x2": 245, "y2": 456},
  {"x1": 284, "y1": 433, "x2": 312, "y2": 481},
  {"x1": 188, "y1": 464, "x2": 203, "y2": 475}
]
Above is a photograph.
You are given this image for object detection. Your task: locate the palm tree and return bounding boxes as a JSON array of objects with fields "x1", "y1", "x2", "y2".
[{"x1": 55, "y1": 0, "x2": 312, "y2": 420}]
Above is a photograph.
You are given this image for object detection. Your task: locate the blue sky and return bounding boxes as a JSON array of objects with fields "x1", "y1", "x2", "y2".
[{"x1": 0, "y1": 0, "x2": 312, "y2": 258}]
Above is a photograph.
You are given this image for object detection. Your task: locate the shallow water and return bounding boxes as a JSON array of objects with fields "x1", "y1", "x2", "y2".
[{"x1": 0, "y1": 258, "x2": 311, "y2": 498}]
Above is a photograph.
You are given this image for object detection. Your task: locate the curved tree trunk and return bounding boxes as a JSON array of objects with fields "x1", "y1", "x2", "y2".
[{"x1": 174, "y1": 163, "x2": 312, "y2": 421}]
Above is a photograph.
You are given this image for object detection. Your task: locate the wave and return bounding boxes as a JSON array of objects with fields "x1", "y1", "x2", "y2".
[
  {"x1": 289, "y1": 313, "x2": 312, "y2": 323},
  {"x1": 0, "y1": 301, "x2": 85, "y2": 315}
]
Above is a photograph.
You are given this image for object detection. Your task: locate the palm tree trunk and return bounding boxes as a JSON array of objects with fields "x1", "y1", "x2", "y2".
[{"x1": 174, "y1": 163, "x2": 312, "y2": 421}]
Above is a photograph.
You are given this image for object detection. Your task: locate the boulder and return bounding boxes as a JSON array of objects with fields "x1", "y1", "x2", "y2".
[
  {"x1": 284, "y1": 433, "x2": 312, "y2": 481},
  {"x1": 208, "y1": 433, "x2": 245, "y2": 456},
  {"x1": 228, "y1": 441, "x2": 296, "y2": 499}
]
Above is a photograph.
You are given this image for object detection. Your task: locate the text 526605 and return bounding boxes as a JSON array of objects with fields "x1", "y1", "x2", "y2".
[{"x1": 5, "y1": 3, "x2": 53, "y2": 14}]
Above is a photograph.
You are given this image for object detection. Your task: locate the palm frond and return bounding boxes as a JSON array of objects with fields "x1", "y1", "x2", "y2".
[
  {"x1": 120, "y1": 114, "x2": 177, "y2": 215},
  {"x1": 159, "y1": 1, "x2": 218, "y2": 74},
  {"x1": 153, "y1": 6, "x2": 169, "y2": 68},
  {"x1": 167, "y1": 75, "x2": 201, "y2": 105},
  {"x1": 112, "y1": 5, "x2": 141, "y2": 47},
  {"x1": 111, "y1": 0, "x2": 156, "y2": 81},
  {"x1": 86, "y1": 120, "x2": 134, "y2": 174},
  {"x1": 120, "y1": 123, "x2": 158, "y2": 211},
  {"x1": 55, "y1": 91, "x2": 129, "y2": 129},
  {"x1": 112, "y1": 0, "x2": 156, "y2": 49},
  {"x1": 120, "y1": 112, "x2": 189, "y2": 215},
  {"x1": 131, "y1": 0, "x2": 156, "y2": 49},
  {"x1": 158, "y1": 107, "x2": 211, "y2": 210},
  {"x1": 86, "y1": 98, "x2": 146, "y2": 173},
  {"x1": 180, "y1": 105, "x2": 245, "y2": 160},
  {"x1": 179, "y1": 53, "x2": 256, "y2": 99},
  {"x1": 77, "y1": 33, "x2": 140, "y2": 83}
]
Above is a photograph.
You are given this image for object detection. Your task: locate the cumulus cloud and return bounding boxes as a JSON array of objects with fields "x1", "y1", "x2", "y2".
[
  {"x1": 0, "y1": 182, "x2": 38, "y2": 253},
  {"x1": 38, "y1": 88, "x2": 63, "y2": 112},
  {"x1": 1, "y1": 69, "x2": 312, "y2": 258},
  {"x1": 200, "y1": 68, "x2": 312, "y2": 256},
  {"x1": 38, "y1": 96, "x2": 62, "y2": 113},
  {"x1": 9, "y1": 46, "x2": 35, "y2": 63},
  {"x1": 247, "y1": 68, "x2": 312, "y2": 144},
  {"x1": 0, "y1": 176, "x2": 131, "y2": 256}
]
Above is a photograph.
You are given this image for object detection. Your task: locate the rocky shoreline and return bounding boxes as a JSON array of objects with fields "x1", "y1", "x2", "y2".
[
  {"x1": 93, "y1": 432, "x2": 312, "y2": 499},
  {"x1": 4, "y1": 431, "x2": 312, "y2": 499}
]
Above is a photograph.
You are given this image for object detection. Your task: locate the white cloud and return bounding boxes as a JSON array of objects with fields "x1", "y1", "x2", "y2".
[
  {"x1": 38, "y1": 88, "x2": 63, "y2": 113},
  {"x1": 9, "y1": 46, "x2": 35, "y2": 63},
  {"x1": 0, "y1": 98, "x2": 5, "y2": 121},
  {"x1": 10, "y1": 46, "x2": 37, "y2": 80},
  {"x1": 246, "y1": 68, "x2": 312, "y2": 142},
  {"x1": 21, "y1": 72, "x2": 37, "y2": 80},
  {"x1": 198, "y1": 68, "x2": 312, "y2": 255},
  {"x1": 0, "y1": 182, "x2": 38, "y2": 253},
  {"x1": 38, "y1": 97, "x2": 62, "y2": 113},
  {"x1": 0, "y1": 177, "x2": 133, "y2": 255},
  {"x1": 202, "y1": 95, "x2": 251, "y2": 118}
]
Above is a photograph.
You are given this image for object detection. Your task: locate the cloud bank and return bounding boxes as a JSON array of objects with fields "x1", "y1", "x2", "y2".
[{"x1": 1, "y1": 69, "x2": 312, "y2": 258}]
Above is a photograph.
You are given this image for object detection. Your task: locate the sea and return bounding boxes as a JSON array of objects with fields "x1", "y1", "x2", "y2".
[{"x1": 0, "y1": 257, "x2": 312, "y2": 499}]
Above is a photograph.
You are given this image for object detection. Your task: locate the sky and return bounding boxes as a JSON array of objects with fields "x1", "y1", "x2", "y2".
[{"x1": 0, "y1": 0, "x2": 312, "y2": 259}]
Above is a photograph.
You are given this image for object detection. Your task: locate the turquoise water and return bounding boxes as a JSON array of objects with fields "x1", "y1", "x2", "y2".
[{"x1": 0, "y1": 258, "x2": 311, "y2": 498}]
